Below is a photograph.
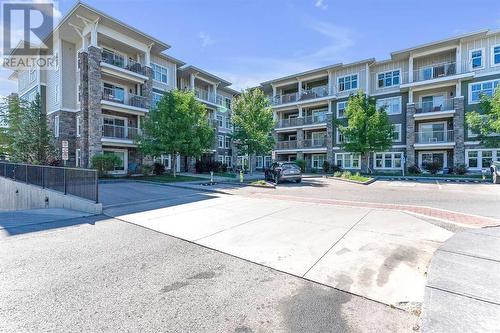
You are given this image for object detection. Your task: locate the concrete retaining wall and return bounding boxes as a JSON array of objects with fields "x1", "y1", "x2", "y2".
[{"x1": 0, "y1": 177, "x2": 102, "y2": 214}]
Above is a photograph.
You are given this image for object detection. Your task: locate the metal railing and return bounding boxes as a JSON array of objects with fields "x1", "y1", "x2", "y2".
[
  {"x1": 277, "y1": 117, "x2": 302, "y2": 128},
  {"x1": 415, "y1": 130, "x2": 454, "y2": 144},
  {"x1": 0, "y1": 162, "x2": 98, "y2": 202},
  {"x1": 272, "y1": 92, "x2": 299, "y2": 105},
  {"x1": 276, "y1": 141, "x2": 297, "y2": 150},
  {"x1": 102, "y1": 87, "x2": 147, "y2": 109},
  {"x1": 415, "y1": 99, "x2": 455, "y2": 114},
  {"x1": 413, "y1": 62, "x2": 457, "y2": 82},
  {"x1": 101, "y1": 50, "x2": 145, "y2": 75},
  {"x1": 300, "y1": 85, "x2": 329, "y2": 100},
  {"x1": 194, "y1": 88, "x2": 216, "y2": 104},
  {"x1": 102, "y1": 124, "x2": 139, "y2": 140},
  {"x1": 304, "y1": 113, "x2": 328, "y2": 124},
  {"x1": 303, "y1": 137, "x2": 327, "y2": 148}
]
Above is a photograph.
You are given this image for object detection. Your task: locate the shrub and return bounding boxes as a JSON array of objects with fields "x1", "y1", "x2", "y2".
[
  {"x1": 141, "y1": 164, "x2": 153, "y2": 176},
  {"x1": 341, "y1": 171, "x2": 352, "y2": 178},
  {"x1": 454, "y1": 164, "x2": 467, "y2": 175},
  {"x1": 295, "y1": 159, "x2": 306, "y2": 173},
  {"x1": 195, "y1": 159, "x2": 225, "y2": 173},
  {"x1": 407, "y1": 164, "x2": 421, "y2": 175},
  {"x1": 91, "y1": 154, "x2": 121, "y2": 177},
  {"x1": 423, "y1": 161, "x2": 441, "y2": 175},
  {"x1": 153, "y1": 162, "x2": 165, "y2": 175},
  {"x1": 322, "y1": 160, "x2": 330, "y2": 174},
  {"x1": 311, "y1": 168, "x2": 317, "y2": 174},
  {"x1": 333, "y1": 171, "x2": 342, "y2": 177},
  {"x1": 330, "y1": 164, "x2": 342, "y2": 173}
]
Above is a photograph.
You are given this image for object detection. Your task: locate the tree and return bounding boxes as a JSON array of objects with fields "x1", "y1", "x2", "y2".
[
  {"x1": 339, "y1": 91, "x2": 393, "y2": 173},
  {"x1": 137, "y1": 90, "x2": 214, "y2": 177},
  {"x1": 466, "y1": 87, "x2": 500, "y2": 147},
  {"x1": 0, "y1": 94, "x2": 25, "y2": 158},
  {"x1": 231, "y1": 88, "x2": 275, "y2": 174}
]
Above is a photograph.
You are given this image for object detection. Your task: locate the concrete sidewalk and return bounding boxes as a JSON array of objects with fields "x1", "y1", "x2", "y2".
[{"x1": 421, "y1": 226, "x2": 500, "y2": 332}]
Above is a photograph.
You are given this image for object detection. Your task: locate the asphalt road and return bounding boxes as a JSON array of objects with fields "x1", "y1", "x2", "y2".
[
  {"x1": 229, "y1": 178, "x2": 500, "y2": 219},
  {"x1": 0, "y1": 214, "x2": 417, "y2": 332}
]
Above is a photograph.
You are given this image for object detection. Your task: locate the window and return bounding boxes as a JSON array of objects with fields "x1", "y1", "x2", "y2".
[
  {"x1": 225, "y1": 136, "x2": 231, "y2": 149},
  {"x1": 376, "y1": 96, "x2": 402, "y2": 115},
  {"x1": 392, "y1": 123, "x2": 402, "y2": 142},
  {"x1": 75, "y1": 149, "x2": 81, "y2": 167},
  {"x1": 256, "y1": 156, "x2": 263, "y2": 168},
  {"x1": 55, "y1": 84, "x2": 59, "y2": 103},
  {"x1": 218, "y1": 135, "x2": 224, "y2": 148},
  {"x1": 103, "y1": 150, "x2": 126, "y2": 172},
  {"x1": 466, "y1": 149, "x2": 500, "y2": 170},
  {"x1": 217, "y1": 156, "x2": 225, "y2": 164},
  {"x1": 374, "y1": 152, "x2": 403, "y2": 169},
  {"x1": 54, "y1": 115, "x2": 60, "y2": 138},
  {"x1": 225, "y1": 156, "x2": 232, "y2": 167},
  {"x1": 335, "y1": 153, "x2": 361, "y2": 169},
  {"x1": 151, "y1": 63, "x2": 168, "y2": 84},
  {"x1": 225, "y1": 116, "x2": 231, "y2": 129},
  {"x1": 336, "y1": 128, "x2": 346, "y2": 144},
  {"x1": 470, "y1": 79, "x2": 500, "y2": 103},
  {"x1": 152, "y1": 92, "x2": 163, "y2": 105},
  {"x1": 103, "y1": 83, "x2": 125, "y2": 103},
  {"x1": 76, "y1": 116, "x2": 81, "y2": 137},
  {"x1": 29, "y1": 67, "x2": 36, "y2": 82},
  {"x1": 225, "y1": 97, "x2": 231, "y2": 109},
  {"x1": 377, "y1": 70, "x2": 400, "y2": 88},
  {"x1": 77, "y1": 83, "x2": 81, "y2": 104},
  {"x1": 337, "y1": 74, "x2": 358, "y2": 92},
  {"x1": 312, "y1": 154, "x2": 326, "y2": 169},
  {"x1": 337, "y1": 101, "x2": 347, "y2": 118},
  {"x1": 470, "y1": 49, "x2": 484, "y2": 69},
  {"x1": 217, "y1": 115, "x2": 223, "y2": 127},
  {"x1": 493, "y1": 45, "x2": 500, "y2": 66}
]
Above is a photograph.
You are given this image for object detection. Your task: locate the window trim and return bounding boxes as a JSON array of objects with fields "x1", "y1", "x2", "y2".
[
  {"x1": 376, "y1": 69, "x2": 401, "y2": 89},
  {"x1": 224, "y1": 136, "x2": 231, "y2": 149},
  {"x1": 311, "y1": 154, "x2": 327, "y2": 169},
  {"x1": 376, "y1": 96, "x2": 402, "y2": 115},
  {"x1": 491, "y1": 44, "x2": 500, "y2": 67},
  {"x1": 76, "y1": 115, "x2": 81, "y2": 137},
  {"x1": 336, "y1": 101, "x2": 347, "y2": 119},
  {"x1": 373, "y1": 152, "x2": 403, "y2": 170},
  {"x1": 469, "y1": 48, "x2": 485, "y2": 70},
  {"x1": 151, "y1": 62, "x2": 169, "y2": 84},
  {"x1": 218, "y1": 135, "x2": 224, "y2": 148},
  {"x1": 392, "y1": 123, "x2": 402, "y2": 142},
  {"x1": 75, "y1": 149, "x2": 81, "y2": 167},
  {"x1": 54, "y1": 115, "x2": 60, "y2": 138},
  {"x1": 225, "y1": 156, "x2": 232, "y2": 167},
  {"x1": 468, "y1": 79, "x2": 500, "y2": 104},
  {"x1": 335, "y1": 152, "x2": 361, "y2": 170},
  {"x1": 337, "y1": 73, "x2": 359, "y2": 92},
  {"x1": 465, "y1": 149, "x2": 500, "y2": 170}
]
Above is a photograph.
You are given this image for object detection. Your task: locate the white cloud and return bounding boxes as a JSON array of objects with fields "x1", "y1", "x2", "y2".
[
  {"x1": 199, "y1": 31, "x2": 215, "y2": 47},
  {"x1": 315, "y1": 0, "x2": 328, "y2": 9}
]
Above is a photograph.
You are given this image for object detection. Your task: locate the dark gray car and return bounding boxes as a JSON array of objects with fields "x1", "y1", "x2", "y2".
[{"x1": 265, "y1": 162, "x2": 302, "y2": 184}]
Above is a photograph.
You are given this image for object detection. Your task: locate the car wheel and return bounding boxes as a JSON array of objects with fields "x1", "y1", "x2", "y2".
[{"x1": 295, "y1": 178, "x2": 302, "y2": 183}]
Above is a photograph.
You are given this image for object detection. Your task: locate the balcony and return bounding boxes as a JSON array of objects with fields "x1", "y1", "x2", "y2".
[
  {"x1": 101, "y1": 50, "x2": 148, "y2": 83},
  {"x1": 102, "y1": 124, "x2": 140, "y2": 142},
  {"x1": 277, "y1": 117, "x2": 302, "y2": 128},
  {"x1": 301, "y1": 85, "x2": 329, "y2": 100},
  {"x1": 303, "y1": 137, "x2": 327, "y2": 148},
  {"x1": 303, "y1": 113, "x2": 328, "y2": 125},
  {"x1": 272, "y1": 85, "x2": 332, "y2": 106},
  {"x1": 102, "y1": 87, "x2": 148, "y2": 114},
  {"x1": 414, "y1": 98, "x2": 455, "y2": 120},
  {"x1": 401, "y1": 61, "x2": 473, "y2": 89},
  {"x1": 414, "y1": 130, "x2": 455, "y2": 149},
  {"x1": 276, "y1": 140, "x2": 297, "y2": 150}
]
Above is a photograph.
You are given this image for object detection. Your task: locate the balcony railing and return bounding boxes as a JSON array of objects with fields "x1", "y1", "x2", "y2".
[
  {"x1": 415, "y1": 99, "x2": 455, "y2": 114},
  {"x1": 413, "y1": 62, "x2": 457, "y2": 82},
  {"x1": 303, "y1": 137, "x2": 327, "y2": 148},
  {"x1": 102, "y1": 87, "x2": 148, "y2": 109},
  {"x1": 304, "y1": 113, "x2": 328, "y2": 124},
  {"x1": 277, "y1": 117, "x2": 302, "y2": 128},
  {"x1": 102, "y1": 124, "x2": 139, "y2": 140},
  {"x1": 272, "y1": 86, "x2": 331, "y2": 106},
  {"x1": 415, "y1": 130, "x2": 454, "y2": 144},
  {"x1": 194, "y1": 88, "x2": 217, "y2": 104},
  {"x1": 276, "y1": 140, "x2": 297, "y2": 150},
  {"x1": 101, "y1": 50, "x2": 145, "y2": 75}
]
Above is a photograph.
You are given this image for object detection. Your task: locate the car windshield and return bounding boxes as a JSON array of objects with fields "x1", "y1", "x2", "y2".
[{"x1": 282, "y1": 163, "x2": 299, "y2": 170}]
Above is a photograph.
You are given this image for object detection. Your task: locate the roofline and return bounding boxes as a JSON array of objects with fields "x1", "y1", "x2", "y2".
[
  {"x1": 156, "y1": 53, "x2": 186, "y2": 67},
  {"x1": 390, "y1": 29, "x2": 489, "y2": 56},
  {"x1": 178, "y1": 65, "x2": 232, "y2": 86},
  {"x1": 260, "y1": 58, "x2": 375, "y2": 86}
]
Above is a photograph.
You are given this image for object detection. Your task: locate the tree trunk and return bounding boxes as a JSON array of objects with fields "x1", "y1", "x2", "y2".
[
  {"x1": 249, "y1": 154, "x2": 253, "y2": 175},
  {"x1": 172, "y1": 153, "x2": 177, "y2": 178},
  {"x1": 362, "y1": 152, "x2": 371, "y2": 174}
]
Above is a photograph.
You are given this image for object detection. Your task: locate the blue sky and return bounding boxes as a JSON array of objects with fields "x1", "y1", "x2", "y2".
[{"x1": 1, "y1": 0, "x2": 500, "y2": 96}]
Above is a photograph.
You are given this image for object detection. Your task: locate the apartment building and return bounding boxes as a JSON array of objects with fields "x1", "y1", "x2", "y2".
[
  {"x1": 261, "y1": 30, "x2": 500, "y2": 173},
  {"x1": 9, "y1": 3, "x2": 238, "y2": 175}
]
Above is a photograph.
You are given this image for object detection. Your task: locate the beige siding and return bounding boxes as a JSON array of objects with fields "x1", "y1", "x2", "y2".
[
  {"x1": 151, "y1": 55, "x2": 177, "y2": 91},
  {"x1": 331, "y1": 63, "x2": 368, "y2": 97},
  {"x1": 370, "y1": 60, "x2": 408, "y2": 94},
  {"x1": 46, "y1": 40, "x2": 61, "y2": 113},
  {"x1": 461, "y1": 34, "x2": 500, "y2": 75},
  {"x1": 61, "y1": 40, "x2": 77, "y2": 110}
]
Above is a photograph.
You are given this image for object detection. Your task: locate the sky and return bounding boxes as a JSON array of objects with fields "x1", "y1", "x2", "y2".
[{"x1": 1, "y1": 0, "x2": 500, "y2": 96}]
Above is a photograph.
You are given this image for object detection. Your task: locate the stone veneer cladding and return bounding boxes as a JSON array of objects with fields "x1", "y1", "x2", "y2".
[
  {"x1": 87, "y1": 46, "x2": 103, "y2": 165},
  {"x1": 405, "y1": 103, "x2": 416, "y2": 168},
  {"x1": 453, "y1": 97, "x2": 465, "y2": 166}
]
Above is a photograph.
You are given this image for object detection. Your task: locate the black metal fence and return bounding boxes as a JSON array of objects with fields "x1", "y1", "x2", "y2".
[{"x1": 0, "y1": 162, "x2": 99, "y2": 202}]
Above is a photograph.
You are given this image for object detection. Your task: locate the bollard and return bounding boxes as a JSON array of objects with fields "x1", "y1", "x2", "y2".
[
  {"x1": 240, "y1": 170, "x2": 243, "y2": 183},
  {"x1": 210, "y1": 171, "x2": 214, "y2": 184}
]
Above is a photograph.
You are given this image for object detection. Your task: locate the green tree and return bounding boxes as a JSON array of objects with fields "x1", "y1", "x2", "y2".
[
  {"x1": 466, "y1": 87, "x2": 500, "y2": 147},
  {"x1": 339, "y1": 91, "x2": 393, "y2": 173},
  {"x1": 231, "y1": 88, "x2": 275, "y2": 174},
  {"x1": 11, "y1": 93, "x2": 57, "y2": 164},
  {"x1": 137, "y1": 90, "x2": 214, "y2": 177},
  {"x1": 0, "y1": 94, "x2": 25, "y2": 158}
]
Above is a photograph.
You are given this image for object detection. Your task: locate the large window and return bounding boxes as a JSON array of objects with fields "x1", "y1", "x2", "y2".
[
  {"x1": 217, "y1": 115, "x2": 223, "y2": 127},
  {"x1": 225, "y1": 116, "x2": 231, "y2": 129},
  {"x1": 337, "y1": 74, "x2": 358, "y2": 92},
  {"x1": 337, "y1": 101, "x2": 347, "y2": 118},
  {"x1": 225, "y1": 156, "x2": 232, "y2": 167},
  {"x1": 470, "y1": 79, "x2": 500, "y2": 103},
  {"x1": 392, "y1": 123, "x2": 402, "y2": 142},
  {"x1": 377, "y1": 70, "x2": 400, "y2": 88},
  {"x1": 376, "y1": 96, "x2": 402, "y2": 115},
  {"x1": 470, "y1": 49, "x2": 484, "y2": 69},
  {"x1": 218, "y1": 135, "x2": 224, "y2": 148},
  {"x1": 335, "y1": 153, "x2": 361, "y2": 169},
  {"x1": 493, "y1": 45, "x2": 500, "y2": 66},
  {"x1": 256, "y1": 156, "x2": 263, "y2": 169},
  {"x1": 264, "y1": 156, "x2": 272, "y2": 168},
  {"x1": 151, "y1": 63, "x2": 168, "y2": 84},
  {"x1": 225, "y1": 136, "x2": 231, "y2": 149},
  {"x1": 466, "y1": 149, "x2": 500, "y2": 170},
  {"x1": 374, "y1": 152, "x2": 402, "y2": 169},
  {"x1": 336, "y1": 128, "x2": 345, "y2": 144},
  {"x1": 103, "y1": 150, "x2": 126, "y2": 172},
  {"x1": 312, "y1": 154, "x2": 326, "y2": 169},
  {"x1": 152, "y1": 92, "x2": 163, "y2": 105}
]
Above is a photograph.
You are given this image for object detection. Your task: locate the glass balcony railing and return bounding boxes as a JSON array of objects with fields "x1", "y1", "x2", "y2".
[
  {"x1": 415, "y1": 130, "x2": 454, "y2": 144},
  {"x1": 303, "y1": 137, "x2": 327, "y2": 148},
  {"x1": 413, "y1": 62, "x2": 457, "y2": 82},
  {"x1": 101, "y1": 50, "x2": 145, "y2": 75},
  {"x1": 304, "y1": 113, "x2": 327, "y2": 124},
  {"x1": 276, "y1": 141, "x2": 297, "y2": 150},
  {"x1": 102, "y1": 124, "x2": 139, "y2": 140},
  {"x1": 272, "y1": 85, "x2": 331, "y2": 106},
  {"x1": 415, "y1": 99, "x2": 455, "y2": 114},
  {"x1": 277, "y1": 117, "x2": 302, "y2": 128},
  {"x1": 102, "y1": 87, "x2": 147, "y2": 109}
]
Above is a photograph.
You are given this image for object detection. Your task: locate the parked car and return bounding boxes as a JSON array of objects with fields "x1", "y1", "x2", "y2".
[
  {"x1": 491, "y1": 161, "x2": 500, "y2": 184},
  {"x1": 265, "y1": 162, "x2": 302, "y2": 184}
]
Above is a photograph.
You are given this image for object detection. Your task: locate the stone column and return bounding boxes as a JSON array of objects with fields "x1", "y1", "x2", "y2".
[
  {"x1": 143, "y1": 66, "x2": 153, "y2": 110},
  {"x1": 78, "y1": 51, "x2": 90, "y2": 167},
  {"x1": 326, "y1": 113, "x2": 334, "y2": 165},
  {"x1": 406, "y1": 103, "x2": 416, "y2": 169},
  {"x1": 453, "y1": 97, "x2": 465, "y2": 167},
  {"x1": 87, "y1": 46, "x2": 103, "y2": 165},
  {"x1": 297, "y1": 129, "x2": 304, "y2": 149}
]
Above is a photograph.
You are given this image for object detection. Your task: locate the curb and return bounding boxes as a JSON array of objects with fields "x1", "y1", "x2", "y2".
[
  {"x1": 328, "y1": 176, "x2": 376, "y2": 185},
  {"x1": 376, "y1": 175, "x2": 490, "y2": 183}
]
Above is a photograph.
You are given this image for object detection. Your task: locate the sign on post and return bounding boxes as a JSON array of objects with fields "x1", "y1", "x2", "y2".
[{"x1": 62, "y1": 140, "x2": 69, "y2": 162}]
